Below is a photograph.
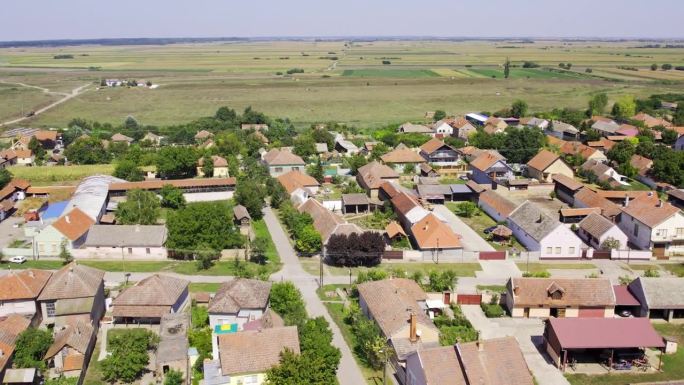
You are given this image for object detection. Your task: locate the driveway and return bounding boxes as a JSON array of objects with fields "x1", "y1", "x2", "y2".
[
  {"x1": 263, "y1": 207, "x2": 367, "y2": 385},
  {"x1": 477, "y1": 260, "x2": 522, "y2": 279},
  {"x1": 432, "y1": 205, "x2": 494, "y2": 252},
  {"x1": 0, "y1": 217, "x2": 25, "y2": 249},
  {"x1": 461, "y1": 305, "x2": 570, "y2": 385}
]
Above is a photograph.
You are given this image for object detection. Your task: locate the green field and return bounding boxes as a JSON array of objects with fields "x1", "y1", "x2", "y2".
[
  {"x1": 7, "y1": 164, "x2": 115, "y2": 184},
  {"x1": 1, "y1": 40, "x2": 683, "y2": 129},
  {"x1": 342, "y1": 69, "x2": 439, "y2": 78}
]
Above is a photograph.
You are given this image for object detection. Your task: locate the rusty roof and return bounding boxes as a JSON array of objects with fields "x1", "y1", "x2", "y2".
[
  {"x1": 526, "y1": 150, "x2": 561, "y2": 172},
  {"x1": 411, "y1": 213, "x2": 462, "y2": 249},
  {"x1": 478, "y1": 190, "x2": 517, "y2": 219},
  {"x1": 218, "y1": 326, "x2": 300, "y2": 375},
  {"x1": 357, "y1": 161, "x2": 399, "y2": 190},
  {"x1": 510, "y1": 277, "x2": 615, "y2": 307},
  {"x1": 573, "y1": 188, "x2": 621, "y2": 218},
  {"x1": 0, "y1": 269, "x2": 52, "y2": 301},
  {"x1": 52, "y1": 208, "x2": 94, "y2": 241},
  {"x1": 469, "y1": 152, "x2": 505, "y2": 172},
  {"x1": 381, "y1": 147, "x2": 425, "y2": 164}
]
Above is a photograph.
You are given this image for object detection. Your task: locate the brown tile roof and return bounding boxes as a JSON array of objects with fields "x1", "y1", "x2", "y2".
[
  {"x1": 380, "y1": 181, "x2": 402, "y2": 199},
  {"x1": 198, "y1": 155, "x2": 228, "y2": 167},
  {"x1": 573, "y1": 188, "x2": 621, "y2": 218},
  {"x1": 218, "y1": 326, "x2": 300, "y2": 375},
  {"x1": 208, "y1": 279, "x2": 271, "y2": 314},
  {"x1": 34, "y1": 130, "x2": 58, "y2": 142},
  {"x1": 594, "y1": 190, "x2": 651, "y2": 200},
  {"x1": 51, "y1": 208, "x2": 94, "y2": 241},
  {"x1": 391, "y1": 191, "x2": 421, "y2": 216},
  {"x1": 194, "y1": 130, "x2": 214, "y2": 140},
  {"x1": 233, "y1": 205, "x2": 251, "y2": 221},
  {"x1": 381, "y1": 147, "x2": 425, "y2": 164},
  {"x1": 420, "y1": 138, "x2": 453, "y2": 155},
  {"x1": 621, "y1": 193, "x2": 680, "y2": 228},
  {"x1": 357, "y1": 279, "x2": 436, "y2": 337},
  {"x1": 357, "y1": 161, "x2": 399, "y2": 190},
  {"x1": 466, "y1": 180, "x2": 487, "y2": 194},
  {"x1": 298, "y1": 198, "x2": 363, "y2": 242},
  {"x1": 483, "y1": 123, "x2": 501, "y2": 134},
  {"x1": 552, "y1": 174, "x2": 584, "y2": 192},
  {"x1": 456, "y1": 337, "x2": 534, "y2": 385},
  {"x1": 452, "y1": 117, "x2": 473, "y2": 129},
  {"x1": 629, "y1": 154, "x2": 653, "y2": 176},
  {"x1": 478, "y1": 190, "x2": 517, "y2": 219},
  {"x1": 108, "y1": 177, "x2": 236, "y2": 192},
  {"x1": 411, "y1": 213, "x2": 462, "y2": 249},
  {"x1": 526, "y1": 150, "x2": 560, "y2": 172},
  {"x1": 111, "y1": 133, "x2": 133, "y2": 142},
  {"x1": 10, "y1": 179, "x2": 30, "y2": 190},
  {"x1": 113, "y1": 274, "x2": 189, "y2": 307},
  {"x1": 469, "y1": 151, "x2": 506, "y2": 172},
  {"x1": 38, "y1": 262, "x2": 105, "y2": 301},
  {"x1": 385, "y1": 221, "x2": 407, "y2": 238},
  {"x1": 62, "y1": 354, "x2": 85, "y2": 372},
  {"x1": 578, "y1": 213, "x2": 617, "y2": 240},
  {"x1": 633, "y1": 112, "x2": 672, "y2": 128},
  {"x1": 510, "y1": 277, "x2": 615, "y2": 307},
  {"x1": 45, "y1": 321, "x2": 94, "y2": 358},
  {"x1": 262, "y1": 149, "x2": 305, "y2": 166},
  {"x1": 412, "y1": 345, "x2": 466, "y2": 385},
  {"x1": 0, "y1": 315, "x2": 31, "y2": 371},
  {"x1": 559, "y1": 207, "x2": 602, "y2": 217},
  {"x1": 587, "y1": 138, "x2": 616, "y2": 151},
  {"x1": 0, "y1": 269, "x2": 52, "y2": 301},
  {"x1": 277, "y1": 170, "x2": 319, "y2": 194}
]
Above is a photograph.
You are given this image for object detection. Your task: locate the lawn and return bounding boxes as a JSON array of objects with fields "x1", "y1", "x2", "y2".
[
  {"x1": 316, "y1": 283, "x2": 350, "y2": 301},
  {"x1": 0, "y1": 260, "x2": 64, "y2": 270},
  {"x1": 663, "y1": 263, "x2": 684, "y2": 277},
  {"x1": 445, "y1": 202, "x2": 522, "y2": 251},
  {"x1": 516, "y1": 262, "x2": 597, "y2": 274},
  {"x1": 189, "y1": 282, "x2": 221, "y2": 293},
  {"x1": 324, "y1": 302, "x2": 385, "y2": 385},
  {"x1": 476, "y1": 285, "x2": 506, "y2": 293},
  {"x1": 566, "y1": 324, "x2": 684, "y2": 385},
  {"x1": 342, "y1": 69, "x2": 439, "y2": 78},
  {"x1": 7, "y1": 164, "x2": 115, "y2": 185},
  {"x1": 325, "y1": 262, "x2": 482, "y2": 277},
  {"x1": 252, "y1": 218, "x2": 281, "y2": 267}
]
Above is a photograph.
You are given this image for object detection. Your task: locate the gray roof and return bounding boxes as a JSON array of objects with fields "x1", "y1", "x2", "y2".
[
  {"x1": 208, "y1": 279, "x2": 272, "y2": 314},
  {"x1": 507, "y1": 201, "x2": 561, "y2": 242},
  {"x1": 450, "y1": 184, "x2": 473, "y2": 194},
  {"x1": 551, "y1": 120, "x2": 578, "y2": 134},
  {"x1": 84, "y1": 225, "x2": 167, "y2": 247},
  {"x1": 630, "y1": 277, "x2": 684, "y2": 309},
  {"x1": 417, "y1": 184, "x2": 452, "y2": 198},
  {"x1": 342, "y1": 193, "x2": 369, "y2": 206},
  {"x1": 233, "y1": 205, "x2": 251, "y2": 221},
  {"x1": 158, "y1": 313, "x2": 190, "y2": 364},
  {"x1": 591, "y1": 120, "x2": 620, "y2": 134},
  {"x1": 578, "y1": 212, "x2": 615, "y2": 240}
]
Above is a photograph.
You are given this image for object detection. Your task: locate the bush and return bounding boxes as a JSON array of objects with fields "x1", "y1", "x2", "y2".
[
  {"x1": 522, "y1": 271, "x2": 551, "y2": 278},
  {"x1": 454, "y1": 201, "x2": 478, "y2": 218},
  {"x1": 286, "y1": 68, "x2": 304, "y2": 74},
  {"x1": 279, "y1": 201, "x2": 322, "y2": 254},
  {"x1": 270, "y1": 282, "x2": 308, "y2": 326},
  {"x1": 102, "y1": 329, "x2": 158, "y2": 383},
  {"x1": 326, "y1": 232, "x2": 384, "y2": 267},
  {"x1": 382, "y1": 60, "x2": 391, "y2": 65},
  {"x1": 522, "y1": 61, "x2": 539, "y2": 68}
]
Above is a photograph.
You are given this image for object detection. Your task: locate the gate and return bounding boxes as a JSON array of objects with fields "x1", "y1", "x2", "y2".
[
  {"x1": 479, "y1": 251, "x2": 506, "y2": 260},
  {"x1": 592, "y1": 250, "x2": 612, "y2": 260},
  {"x1": 382, "y1": 250, "x2": 404, "y2": 260},
  {"x1": 457, "y1": 294, "x2": 482, "y2": 305}
]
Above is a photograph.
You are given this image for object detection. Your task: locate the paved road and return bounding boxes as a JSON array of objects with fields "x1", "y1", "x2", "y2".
[
  {"x1": 461, "y1": 305, "x2": 570, "y2": 385},
  {"x1": 432, "y1": 205, "x2": 495, "y2": 252},
  {"x1": 263, "y1": 207, "x2": 367, "y2": 385},
  {"x1": 0, "y1": 81, "x2": 90, "y2": 126}
]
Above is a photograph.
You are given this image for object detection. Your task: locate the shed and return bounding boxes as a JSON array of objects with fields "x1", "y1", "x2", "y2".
[
  {"x1": 233, "y1": 205, "x2": 251, "y2": 226},
  {"x1": 341, "y1": 193, "x2": 370, "y2": 214}
]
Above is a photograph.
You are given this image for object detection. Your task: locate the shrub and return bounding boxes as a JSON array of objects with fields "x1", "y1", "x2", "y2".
[
  {"x1": 523, "y1": 271, "x2": 551, "y2": 278},
  {"x1": 481, "y1": 303, "x2": 505, "y2": 318},
  {"x1": 286, "y1": 68, "x2": 304, "y2": 74}
]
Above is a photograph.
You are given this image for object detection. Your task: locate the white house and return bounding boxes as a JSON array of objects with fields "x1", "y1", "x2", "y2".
[
  {"x1": 469, "y1": 152, "x2": 513, "y2": 185},
  {"x1": 577, "y1": 212, "x2": 629, "y2": 250},
  {"x1": 618, "y1": 193, "x2": 684, "y2": 257},
  {"x1": 431, "y1": 120, "x2": 453, "y2": 137},
  {"x1": 208, "y1": 279, "x2": 272, "y2": 359},
  {"x1": 33, "y1": 208, "x2": 94, "y2": 257},
  {"x1": 0, "y1": 269, "x2": 52, "y2": 321},
  {"x1": 80, "y1": 225, "x2": 168, "y2": 260},
  {"x1": 507, "y1": 201, "x2": 583, "y2": 259}
]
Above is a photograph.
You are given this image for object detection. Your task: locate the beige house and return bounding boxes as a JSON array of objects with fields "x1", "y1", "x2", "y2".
[
  {"x1": 505, "y1": 277, "x2": 616, "y2": 318},
  {"x1": 44, "y1": 321, "x2": 96, "y2": 382},
  {"x1": 261, "y1": 148, "x2": 306, "y2": 177},
  {"x1": 37, "y1": 263, "x2": 106, "y2": 327},
  {"x1": 197, "y1": 155, "x2": 230, "y2": 178},
  {"x1": 81, "y1": 225, "x2": 168, "y2": 260},
  {"x1": 357, "y1": 278, "x2": 440, "y2": 361},
  {"x1": 526, "y1": 149, "x2": 574, "y2": 183},
  {"x1": 112, "y1": 274, "x2": 189, "y2": 324},
  {"x1": 356, "y1": 161, "x2": 399, "y2": 198}
]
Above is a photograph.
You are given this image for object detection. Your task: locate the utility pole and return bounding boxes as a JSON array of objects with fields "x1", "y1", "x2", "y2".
[{"x1": 319, "y1": 247, "x2": 325, "y2": 288}]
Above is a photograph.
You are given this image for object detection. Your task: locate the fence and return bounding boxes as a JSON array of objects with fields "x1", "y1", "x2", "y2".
[
  {"x1": 1, "y1": 247, "x2": 33, "y2": 257},
  {"x1": 611, "y1": 249, "x2": 652, "y2": 260}
]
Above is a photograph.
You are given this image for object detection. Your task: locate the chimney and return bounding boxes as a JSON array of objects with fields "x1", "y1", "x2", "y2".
[
  {"x1": 65, "y1": 215, "x2": 70, "y2": 224},
  {"x1": 658, "y1": 200, "x2": 664, "y2": 208},
  {"x1": 624, "y1": 196, "x2": 630, "y2": 207},
  {"x1": 409, "y1": 312, "x2": 418, "y2": 343},
  {"x1": 27, "y1": 270, "x2": 34, "y2": 278},
  {"x1": 513, "y1": 285, "x2": 520, "y2": 295}
]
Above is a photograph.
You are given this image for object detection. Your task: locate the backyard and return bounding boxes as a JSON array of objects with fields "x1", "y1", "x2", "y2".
[{"x1": 445, "y1": 202, "x2": 523, "y2": 251}]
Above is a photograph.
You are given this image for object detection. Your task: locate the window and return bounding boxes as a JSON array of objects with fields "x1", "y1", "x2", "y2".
[
  {"x1": 274, "y1": 167, "x2": 283, "y2": 173},
  {"x1": 677, "y1": 228, "x2": 684, "y2": 237},
  {"x1": 146, "y1": 248, "x2": 151, "y2": 254},
  {"x1": 546, "y1": 247, "x2": 553, "y2": 254},
  {"x1": 634, "y1": 224, "x2": 639, "y2": 236},
  {"x1": 292, "y1": 167, "x2": 300, "y2": 171},
  {"x1": 46, "y1": 301, "x2": 56, "y2": 317},
  {"x1": 555, "y1": 247, "x2": 562, "y2": 254},
  {"x1": 569, "y1": 247, "x2": 575, "y2": 255},
  {"x1": 127, "y1": 248, "x2": 133, "y2": 255}
]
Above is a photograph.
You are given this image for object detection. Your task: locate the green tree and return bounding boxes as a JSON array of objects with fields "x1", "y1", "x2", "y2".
[
  {"x1": 28, "y1": 136, "x2": 45, "y2": 161},
  {"x1": 600, "y1": 237, "x2": 621, "y2": 250},
  {"x1": 155, "y1": 146, "x2": 197, "y2": 179},
  {"x1": 674, "y1": 107, "x2": 684, "y2": 126},
  {"x1": 503, "y1": 57, "x2": 511, "y2": 79},
  {"x1": 215, "y1": 106, "x2": 238, "y2": 123},
  {"x1": 0, "y1": 169, "x2": 11, "y2": 190},
  {"x1": 651, "y1": 63, "x2": 658, "y2": 71},
  {"x1": 235, "y1": 179, "x2": 266, "y2": 220},
  {"x1": 662, "y1": 63, "x2": 673, "y2": 70},
  {"x1": 164, "y1": 369, "x2": 184, "y2": 385},
  {"x1": 159, "y1": 184, "x2": 186, "y2": 209},
  {"x1": 64, "y1": 137, "x2": 110, "y2": 164},
  {"x1": 270, "y1": 282, "x2": 308, "y2": 326},
  {"x1": 454, "y1": 201, "x2": 478, "y2": 218},
  {"x1": 201, "y1": 155, "x2": 214, "y2": 178},
  {"x1": 510, "y1": 100, "x2": 528, "y2": 118},
  {"x1": 166, "y1": 202, "x2": 244, "y2": 257},
  {"x1": 298, "y1": 317, "x2": 341, "y2": 375},
  {"x1": 611, "y1": 95, "x2": 637, "y2": 120},
  {"x1": 662, "y1": 129, "x2": 678, "y2": 145},
  {"x1": 115, "y1": 189, "x2": 161, "y2": 225},
  {"x1": 293, "y1": 135, "x2": 316, "y2": 158},
  {"x1": 13, "y1": 328, "x2": 53, "y2": 370},
  {"x1": 295, "y1": 225, "x2": 322, "y2": 253},
  {"x1": 588, "y1": 93, "x2": 608, "y2": 115},
  {"x1": 307, "y1": 157, "x2": 325, "y2": 183},
  {"x1": 607, "y1": 140, "x2": 636, "y2": 166},
  {"x1": 402, "y1": 163, "x2": 415, "y2": 174},
  {"x1": 426, "y1": 270, "x2": 458, "y2": 291},
  {"x1": 344, "y1": 154, "x2": 369, "y2": 175},
  {"x1": 433, "y1": 110, "x2": 446, "y2": 121},
  {"x1": 113, "y1": 160, "x2": 144, "y2": 182},
  {"x1": 58, "y1": 240, "x2": 73, "y2": 264},
  {"x1": 268, "y1": 180, "x2": 288, "y2": 209},
  {"x1": 101, "y1": 329, "x2": 158, "y2": 383}
]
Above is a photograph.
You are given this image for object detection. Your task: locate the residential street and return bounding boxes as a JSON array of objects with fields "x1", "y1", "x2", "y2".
[
  {"x1": 263, "y1": 207, "x2": 368, "y2": 385},
  {"x1": 432, "y1": 205, "x2": 495, "y2": 252}
]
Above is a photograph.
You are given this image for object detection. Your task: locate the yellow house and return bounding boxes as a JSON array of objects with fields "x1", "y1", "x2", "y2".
[
  {"x1": 204, "y1": 326, "x2": 300, "y2": 385},
  {"x1": 197, "y1": 155, "x2": 230, "y2": 178},
  {"x1": 526, "y1": 149, "x2": 574, "y2": 183}
]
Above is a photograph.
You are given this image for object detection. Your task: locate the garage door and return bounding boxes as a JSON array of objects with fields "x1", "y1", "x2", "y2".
[
  {"x1": 578, "y1": 307, "x2": 605, "y2": 317},
  {"x1": 457, "y1": 294, "x2": 482, "y2": 305}
]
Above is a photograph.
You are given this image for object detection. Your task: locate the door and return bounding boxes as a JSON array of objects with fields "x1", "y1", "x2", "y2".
[
  {"x1": 443, "y1": 292, "x2": 451, "y2": 305},
  {"x1": 653, "y1": 244, "x2": 667, "y2": 260},
  {"x1": 523, "y1": 307, "x2": 530, "y2": 318},
  {"x1": 557, "y1": 308, "x2": 566, "y2": 318}
]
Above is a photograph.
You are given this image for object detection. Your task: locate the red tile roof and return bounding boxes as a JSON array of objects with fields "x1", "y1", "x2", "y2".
[
  {"x1": 613, "y1": 285, "x2": 641, "y2": 306},
  {"x1": 277, "y1": 170, "x2": 319, "y2": 194},
  {"x1": 52, "y1": 208, "x2": 94, "y2": 241},
  {"x1": 0, "y1": 269, "x2": 52, "y2": 301},
  {"x1": 547, "y1": 318, "x2": 664, "y2": 349},
  {"x1": 381, "y1": 147, "x2": 425, "y2": 164},
  {"x1": 411, "y1": 213, "x2": 461, "y2": 249},
  {"x1": 621, "y1": 193, "x2": 679, "y2": 228}
]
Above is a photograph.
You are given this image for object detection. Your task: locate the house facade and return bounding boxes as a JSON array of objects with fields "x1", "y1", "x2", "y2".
[
  {"x1": 0, "y1": 269, "x2": 51, "y2": 322},
  {"x1": 356, "y1": 161, "x2": 400, "y2": 198},
  {"x1": 506, "y1": 277, "x2": 616, "y2": 318},
  {"x1": 261, "y1": 149, "x2": 306, "y2": 177},
  {"x1": 507, "y1": 201, "x2": 583, "y2": 259},
  {"x1": 617, "y1": 194, "x2": 684, "y2": 257},
  {"x1": 526, "y1": 150, "x2": 574, "y2": 183},
  {"x1": 80, "y1": 225, "x2": 168, "y2": 260},
  {"x1": 419, "y1": 138, "x2": 465, "y2": 171},
  {"x1": 577, "y1": 213, "x2": 629, "y2": 250},
  {"x1": 33, "y1": 208, "x2": 94, "y2": 257},
  {"x1": 469, "y1": 152, "x2": 513, "y2": 185}
]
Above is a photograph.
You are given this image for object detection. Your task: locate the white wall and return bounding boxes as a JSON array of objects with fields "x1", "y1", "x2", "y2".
[
  {"x1": 539, "y1": 226, "x2": 583, "y2": 259},
  {"x1": 0, "y1": 300, "x2": 36, "y2": 318},
  {"x1": 73, "y1": 246, "x2": 167, "y2": 260}
]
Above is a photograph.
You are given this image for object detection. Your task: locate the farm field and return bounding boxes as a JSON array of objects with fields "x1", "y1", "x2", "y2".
[{"x1": 0, "y1": 40, "x2": 683, "y2": 129}]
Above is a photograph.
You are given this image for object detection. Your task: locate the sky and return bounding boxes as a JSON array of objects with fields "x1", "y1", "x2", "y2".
[{"x1": 2, "y1": 0, "x2": 683, "y2": 41}]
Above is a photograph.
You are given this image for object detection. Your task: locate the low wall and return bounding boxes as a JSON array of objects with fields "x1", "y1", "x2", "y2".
[
  {"x1": 72, "y1": 247, "x2": 168, "y2": 260},
  {"x1": 1, "y1": 247, "x2": 33, "y2": 257},
  {"x1": 611, "y1": 249, "x2": 652, "y2": 260}
]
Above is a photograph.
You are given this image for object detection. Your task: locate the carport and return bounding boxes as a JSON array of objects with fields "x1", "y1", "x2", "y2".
[
  {"x1": 544, "y1": 318, "x2": 665, "y2": 372},
  {"x1": 613, "y1": 285, "x2": 641, "y2": 317}
]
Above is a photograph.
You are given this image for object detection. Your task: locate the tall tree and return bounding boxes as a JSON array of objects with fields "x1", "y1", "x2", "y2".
[
  {"x1": 433, "y1": 110, "x2": 446, "y2": 121},
  {"x1": 165, "y1": 202, "x2": 244, "y2": 256},
  {"x1": 155, "y1": 147, "x2": 197, "y2": 179},
  {"x1": 588, "y1": 93, "x2": 608, "y2": 115},
  {"x1": 64, "y1": 137, "x2": 110, "y2": 164},
  {"x1": 0, "y1": 169, "x2": 11, "y2": 190},
  {"x1": 13, "y1": 328, "x2": 53, "y2": 370},
  {"x1": 503, "y1": 57, "x2": 511, "y2": 79},
  {"x1": 28, "y1": 136, "x2": 45, "y2": 161},
  {"x1": 510, "y1": 100, "x2": 528, "y2": 118},
  {"x1": 235, "y1": 179, "x2": 266, "y2": 220},
  {"x1": 115, "y1": 189, "x2": 161, "y2": 225},
  {"x1": 113, "y1": 160, "x2": 144, "y2": 182},
  {"x1": 201, "y1": 155, "x2": 214, "y2": 178},
  {"x1": 159, "y1": 184, "x2": 186, "y2": 209},
  {"x1": 611, "y1": 95, "x2": 637, "y2": 120}
]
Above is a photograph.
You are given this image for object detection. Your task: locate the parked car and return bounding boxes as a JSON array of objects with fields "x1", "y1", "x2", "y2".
[
  {"x1": 483, "y1": 226, "x2": 497, "y2": 234},
  {"x1": 9, "y1": 256, "x2": 27, "y2": 264},
  {"x1": 618, "y1": 309, "x2": 632, "y2": 318}
]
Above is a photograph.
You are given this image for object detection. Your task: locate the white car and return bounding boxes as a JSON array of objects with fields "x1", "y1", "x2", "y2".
[{"x1": 8, "y1": 256, "x2": 27, "y2": 264}]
